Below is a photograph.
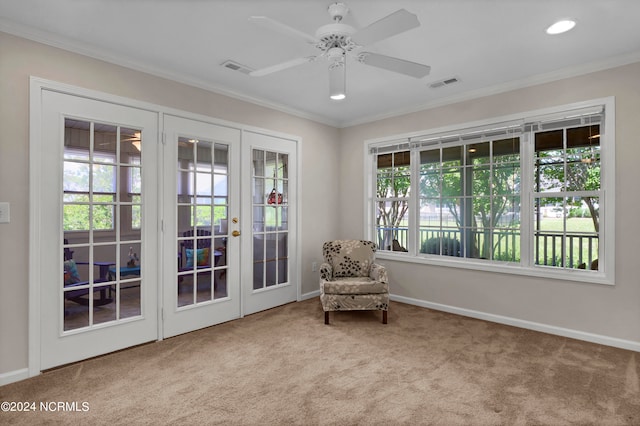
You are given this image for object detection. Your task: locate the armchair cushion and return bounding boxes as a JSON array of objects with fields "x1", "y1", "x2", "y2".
[
  {"x1": 321, "y1": 277, "x2": 388, "y2": 295},
  {"x1": 320, "y1": 293, "x2": 388, "y2": 312},
  {"x1": 322, "y1": 240, "x2": 376, "y2": 278}
]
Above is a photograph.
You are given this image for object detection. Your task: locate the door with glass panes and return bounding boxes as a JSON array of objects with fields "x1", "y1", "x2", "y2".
[
  {"x1": 39, "y1": 90, "x2": 159, "y2": 370},
  {"x1": 37, "y1": 91, "x2": 298, "y2": 369},
  {"x1": 162, "y1": 116, "x2": 241, "y2": 338},
  {"x1": 241, "y1": 130, "x2": 298, "y2": 315}
]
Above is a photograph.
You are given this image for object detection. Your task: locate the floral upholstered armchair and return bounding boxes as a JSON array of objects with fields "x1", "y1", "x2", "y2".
[{"x1": 319, "y1": 240, "x2": 389, "y2": 324}]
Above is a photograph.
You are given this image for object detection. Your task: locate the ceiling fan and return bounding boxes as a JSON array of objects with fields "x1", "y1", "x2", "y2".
[
  {"x1": 97, "y1": 131, "x2": 141, "y2": 151},
  {"x1": 248, "y1": 2, "x2": 431, "y2": 100}
]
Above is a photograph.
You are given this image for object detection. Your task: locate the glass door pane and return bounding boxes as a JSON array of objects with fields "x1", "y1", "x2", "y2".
[
  {"x1": 241, "y1": 130, "x2": 297, "y2": 316},
  {"x1": 252, "y1": 149, "x2": 288, "y2": 290},
  {"x1": 63, "y1": 118, "x2": 143, "y2": 331},
  {"x1": 176, "y1": 138, "x2": 229, "y2": 308}
]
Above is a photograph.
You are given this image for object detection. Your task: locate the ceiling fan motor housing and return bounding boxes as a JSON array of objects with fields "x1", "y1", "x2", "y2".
[
  {"x1": 315, "y1": 2, "x2": 357, "y2": 51},
  {"x1": 315, "y1": 23, "x2": 356, "y2": 51}
]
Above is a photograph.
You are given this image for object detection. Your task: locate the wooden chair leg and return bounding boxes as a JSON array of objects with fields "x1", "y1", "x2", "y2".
[
  {"x1": 324, "y1": 311, "x2": 330, "y2": 325},
  {"x1": 382, "y1": 310, "x2": 388, "y2": 324}
]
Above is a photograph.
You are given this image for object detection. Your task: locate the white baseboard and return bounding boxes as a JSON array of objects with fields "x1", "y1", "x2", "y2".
[
  {"x1": 0, "y1": 368, "x2": 30, "y2": 387},
  {"x1": 391, "y1": 294, "x2": 640, "y2": 353},
  {"x1": 300, "y1": 290, "x2": 320, "y2": 301}
]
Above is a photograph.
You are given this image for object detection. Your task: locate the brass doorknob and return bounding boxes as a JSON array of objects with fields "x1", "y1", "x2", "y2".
[{"x1": 232, "y1": 230, "x2": 241, "y2": 237}]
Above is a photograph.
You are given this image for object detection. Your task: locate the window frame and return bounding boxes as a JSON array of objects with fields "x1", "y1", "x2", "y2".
[{"x1": 364, "y1": 98, "x2": 615, "y2": 285}]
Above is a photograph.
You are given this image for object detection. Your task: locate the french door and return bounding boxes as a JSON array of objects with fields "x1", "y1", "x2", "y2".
[
  {"x1": 162, "y1": 120, "x2": 299, "y2": 334},
  {"x1": 162, "y1": 115, "x2": 242, "y2": 338},
  {"x1": 241, "y1": 131, "x2": 298, "y2": 315},
  {"x1": 39, "y1": 90, "x2": 159, "y2": 370},
  {"x1": 34, "y1": 85, "x2": 299, "y2": 371}
]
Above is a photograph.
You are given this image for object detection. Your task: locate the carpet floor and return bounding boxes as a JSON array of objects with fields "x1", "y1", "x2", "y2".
[{"x1": 1, "y1": 299, "x2": 639, "y2": 425}]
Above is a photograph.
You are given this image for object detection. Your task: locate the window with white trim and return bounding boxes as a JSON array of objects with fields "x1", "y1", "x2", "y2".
[{"x1": 367, "y1": 100, "x2": 613, "y2": 282}]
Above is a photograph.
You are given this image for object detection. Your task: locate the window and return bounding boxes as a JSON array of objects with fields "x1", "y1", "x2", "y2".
[
  {"x1": 366, "y1": 99, "x2": 614, "y2": 283},
  {"x1": 418, "y1": 135, "x2": 520, "y2": 261},
  {"x1": 376, "y1": 150, "x2": 411, "y2": 251},
  {"x1": 532, "y1": 120, "x2": 601, "y2": 270}
]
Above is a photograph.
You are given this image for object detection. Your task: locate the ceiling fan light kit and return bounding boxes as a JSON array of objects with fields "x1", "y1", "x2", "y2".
[
  {"x1": 329, "y1": 59, "x2": 346, "y2": 100},
  {"x1": 546, "y1": 19, "x2": 576, "y2": 35},
  {"x1": 248, "y1": 2, "x2": 430, "y2": 101}
]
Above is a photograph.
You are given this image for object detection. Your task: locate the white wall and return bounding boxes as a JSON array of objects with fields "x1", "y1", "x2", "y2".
[
  {"x1": 338, "y1": 61, "x2": 640, "y2": 345},
  {"x1": 0, "y1": 31, "x2": 340, "y2": 376}
]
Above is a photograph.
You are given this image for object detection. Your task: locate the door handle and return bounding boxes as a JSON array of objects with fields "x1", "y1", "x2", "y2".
[{"x1": 232, "y1": 230, "x2": 241, "y2": 237}]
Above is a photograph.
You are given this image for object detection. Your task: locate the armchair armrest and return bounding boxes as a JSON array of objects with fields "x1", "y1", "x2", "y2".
[
  {"x1": 319, "y1": 262, "x2": 333, "y2": 282},
  {"x1": 370, "y1": 263, "x2": 388, "y2": 284}
]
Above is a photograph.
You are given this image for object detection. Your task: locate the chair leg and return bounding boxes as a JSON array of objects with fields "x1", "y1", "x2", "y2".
[
  {"x1": 324, "y1": 311, "x2": 330, "y2": 325},
  {"x1": 382, "y1": 310, "x2": 388, "y2": 324}
]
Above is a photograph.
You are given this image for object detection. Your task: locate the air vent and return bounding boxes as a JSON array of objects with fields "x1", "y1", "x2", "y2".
[
  {"x1": 429, "y1": 77, "x2": 460, "y2": 89},
  {"x1": 221, "y1": 60, "x2": 254, "y2": 75}
]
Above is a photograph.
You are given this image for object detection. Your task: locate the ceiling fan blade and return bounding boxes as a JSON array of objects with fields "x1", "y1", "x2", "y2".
[
  {"x1": 249, "y1": 16, "x2": 318, "y2": 45},
  {"x1": 351, "y1": 9, "x2": 420, "y2": 46},
  {"x1": 249, "y1": 56, "x2": 316, "y2": 77},
  {"x1": 359, "y1": 52, "x2": 431, "y2": 78}
]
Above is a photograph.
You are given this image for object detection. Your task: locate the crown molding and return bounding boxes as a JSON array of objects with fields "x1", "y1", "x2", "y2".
[
  {"x1": 2, "y1": 17, "x2": 639, "y2": 130},
  {"x1": 338, "y1": 50, "x2": 640, "y2": 128},
  {"x1": 0, "y1": 18, "x2": 341, "y2": 128}
]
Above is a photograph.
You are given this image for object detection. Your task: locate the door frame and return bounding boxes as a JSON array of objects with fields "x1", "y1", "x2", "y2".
[{"x1": 29, "y1": 77, "x2": 302, "y2": 377}]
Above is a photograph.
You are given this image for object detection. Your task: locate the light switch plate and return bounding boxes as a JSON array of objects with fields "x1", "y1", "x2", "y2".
[{"x1": 0, "y1": 202, "x2": 10, "y2": 223}]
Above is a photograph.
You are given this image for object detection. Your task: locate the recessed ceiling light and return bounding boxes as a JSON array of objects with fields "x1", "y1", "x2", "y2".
[{"x1": 546, "y1": 19, "x2": 576, "y2": 35}]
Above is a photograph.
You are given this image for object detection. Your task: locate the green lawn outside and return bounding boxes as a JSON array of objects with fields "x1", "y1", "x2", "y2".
[
  {"x1": 386, "y1": 217, "x2": 598, "y2": 268},
  {"x1": 468, "y1": 217, "x2": 598, "y2": 267},
  {"x1": 533, "y1": 217, "x2": 599, "y2": 268}
]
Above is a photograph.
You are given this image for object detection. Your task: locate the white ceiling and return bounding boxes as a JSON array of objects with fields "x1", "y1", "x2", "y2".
[{"x1": 1, "y1": 0, "x2": 639, "y2": 127}]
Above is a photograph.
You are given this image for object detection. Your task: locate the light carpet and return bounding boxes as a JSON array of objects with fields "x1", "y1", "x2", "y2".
[{"x1": 1, "y1": 299, "x2": 639, "y2": 425}]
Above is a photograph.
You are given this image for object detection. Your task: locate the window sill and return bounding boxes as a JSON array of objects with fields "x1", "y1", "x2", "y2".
[{"x1": 376, "y1": 251, "x2": 613, "y2": 286}]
